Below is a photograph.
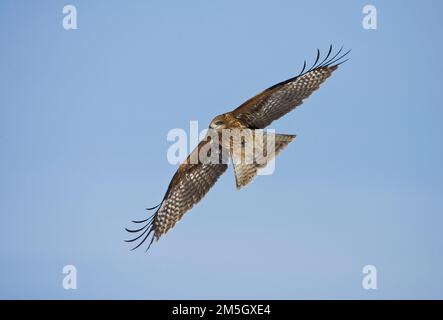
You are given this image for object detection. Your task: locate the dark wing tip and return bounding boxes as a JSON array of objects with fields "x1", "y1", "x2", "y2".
[
  {"x1": 299, "y1": 60, "x2": 307, "y2": 75},
  {"x1": 297, "y1": 45, "x2": 351, "y2": 77},
  {"x1": 308, "y1": 48, "x2": 321, "y2": 72},
  {"x1": 320, "y1": 46, "x2": 351, "y2": 69},
  {"x1": 125, "y1": 206, "x2": 159, "y2": 252},
  {"x1": 145, "y1": 203, "x2": 161, "y2": 211}
]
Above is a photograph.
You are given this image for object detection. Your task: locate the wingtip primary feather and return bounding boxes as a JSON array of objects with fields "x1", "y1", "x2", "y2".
[
  {"x1": 298, "y1": 45, "x2": 350, "y2": 77},
  {"x1": 308, "y1": 48, "x2": 321, "y2": 72},
  {"x1": 299, "y1": 60, "x2": 307, "y2": 75},
  {"x1": 126, "y1": 206, "x2": 160, "y2": 252},
  {"x1": 326, "y1": 48, "x2": 351, "y2": 67},
  {"x1": 145, "y1": 203, "x2": 161, "y2": 211}
]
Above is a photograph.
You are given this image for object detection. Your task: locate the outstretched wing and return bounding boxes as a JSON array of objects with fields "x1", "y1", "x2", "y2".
[
  {"x1": 230, "y1": 46, "x2": 350, "y2": 129},
  {"x1": 126, "y1": 138, "x2": 227, "y2": 251}
]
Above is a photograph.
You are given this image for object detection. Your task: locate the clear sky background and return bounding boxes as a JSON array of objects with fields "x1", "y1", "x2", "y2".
[{"x1": 1, "y1": 0, "x2": 442, "y2": 299}]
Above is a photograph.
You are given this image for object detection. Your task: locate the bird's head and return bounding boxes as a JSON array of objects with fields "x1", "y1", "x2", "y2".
[{"x1": 209, "y1": 114, "x2": 227, "y2": 130}]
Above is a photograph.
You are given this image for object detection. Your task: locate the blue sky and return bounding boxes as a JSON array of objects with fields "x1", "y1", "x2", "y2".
[{"x1": 0, "y1": 0, "x2": 442, "y2": 299}]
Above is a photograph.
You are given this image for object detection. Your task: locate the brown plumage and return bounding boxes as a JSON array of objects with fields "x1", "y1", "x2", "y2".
[{"x1": 126, "y1": 46, "x2": 350, "y2": 251}]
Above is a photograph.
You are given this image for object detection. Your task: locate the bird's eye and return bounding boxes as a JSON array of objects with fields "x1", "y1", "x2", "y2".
[{"x1": 214, "y1": 121, "x2": 224, "y2": 126}]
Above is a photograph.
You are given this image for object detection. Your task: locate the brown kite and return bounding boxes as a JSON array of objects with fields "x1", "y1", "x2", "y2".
[{"x1": 126, "y1": 46, "x2": 350, "y2": 251}]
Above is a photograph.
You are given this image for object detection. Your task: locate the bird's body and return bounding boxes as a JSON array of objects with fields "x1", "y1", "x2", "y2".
[{"x1": 126, "y1": 46, "x2": 350, "y2": 251}]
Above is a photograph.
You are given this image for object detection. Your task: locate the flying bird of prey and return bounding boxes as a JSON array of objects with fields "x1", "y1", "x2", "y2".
[{"x1": 126, "y1": 46, "x2": 350, "y2": 251}]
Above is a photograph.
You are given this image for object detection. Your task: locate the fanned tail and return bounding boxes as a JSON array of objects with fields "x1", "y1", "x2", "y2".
[{"x1": 231, "y1": 131, "x2": 296, "y2": 189}]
